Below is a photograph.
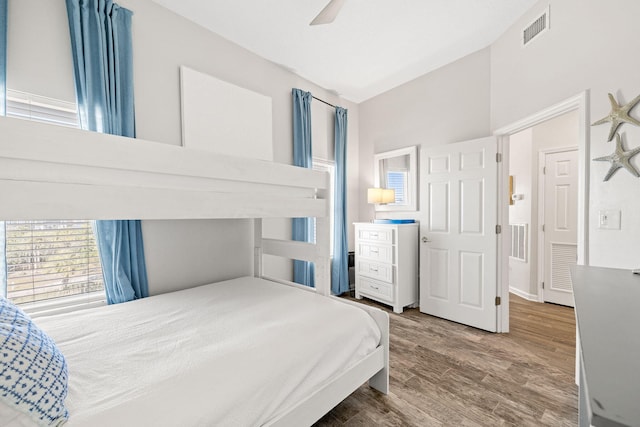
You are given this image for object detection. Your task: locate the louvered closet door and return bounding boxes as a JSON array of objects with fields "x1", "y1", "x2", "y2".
[{"x1": 543, "y1": 149, "x2": 578, "y2": 307}]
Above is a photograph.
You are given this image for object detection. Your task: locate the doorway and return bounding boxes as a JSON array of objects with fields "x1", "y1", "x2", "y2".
[
  {"x1": 416, "y1": 93, "x2": 588, "y2": 333},
  {"x1": 507, "y1": 112, "x2": 579, "y2": 308},
  {"x1": 495, "y1": 91, "x2": 589, "y2": 332}
]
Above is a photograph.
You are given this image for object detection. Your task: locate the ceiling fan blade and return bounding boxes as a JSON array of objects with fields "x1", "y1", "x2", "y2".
[{"x1": 310, "y1": 0, "x2": 347, "y2": 25}]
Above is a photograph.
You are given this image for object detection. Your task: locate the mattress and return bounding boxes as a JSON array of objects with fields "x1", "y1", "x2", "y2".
[{"x1": 35, "y1": 276, "x2": 381, "y2": 426}]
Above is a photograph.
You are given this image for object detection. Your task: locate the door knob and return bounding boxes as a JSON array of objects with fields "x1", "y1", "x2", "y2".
[{"x1": 421, "y1": 236, "x2": 430, "y2": 243}]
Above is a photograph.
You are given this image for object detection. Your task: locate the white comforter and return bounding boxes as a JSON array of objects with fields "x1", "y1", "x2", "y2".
[{"x1": 36, "y1": 277, "x2": 381, "y2": 426}]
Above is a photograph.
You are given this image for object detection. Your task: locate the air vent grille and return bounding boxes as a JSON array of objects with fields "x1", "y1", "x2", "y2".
[
  {"x1": 509, "y1": 224, "x2": 528, "y2": 262},
  {"x1": 523, "y1": 6, "x2": 550, "y2": 46},
  {"x1": 550, "y1": 243, "x2": 577, "y2": 292}
]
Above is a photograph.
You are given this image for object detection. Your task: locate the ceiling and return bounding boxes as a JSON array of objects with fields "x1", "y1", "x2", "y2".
[{"x1": 149, "y1": 0, "x2": 537, "y2": 103}]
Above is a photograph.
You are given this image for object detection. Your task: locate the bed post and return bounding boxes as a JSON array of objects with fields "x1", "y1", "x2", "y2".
[
  {"x1": 314, "y1": 169, "x2": 331, "y2": 296},
  {"x1": 315, "y1": 211, "x2": 331, "y2": 297},
  {"x1": 366, "y1": 309, "x2": 389, "y2": 394},
  {"x1": 254, "y1": 218, "x2": 263, "y2": 278}
]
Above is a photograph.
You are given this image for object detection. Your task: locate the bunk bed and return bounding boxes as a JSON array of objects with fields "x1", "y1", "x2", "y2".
[{"x1": 0, "y1": 116, "x2": 389, "y2": 426}]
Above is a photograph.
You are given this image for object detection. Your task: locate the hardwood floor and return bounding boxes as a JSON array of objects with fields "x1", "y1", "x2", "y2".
[{"x1": 315, "y1": 294, "x2": 578, "y2": 426}]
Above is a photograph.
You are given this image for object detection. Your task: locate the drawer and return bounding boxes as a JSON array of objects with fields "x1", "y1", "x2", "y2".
[
  {"x1": 358, "y1": 277, "x2": 393, "y2": 303},
  {"x1": 357, "y1": 243, "x2": 394, "y2": 263},
  {"x1": 357, "y1": 260, "x2": 393, "y2": 283},
  {"x1": 357, "y1": 227, "x2": 394, "y2": 244}
]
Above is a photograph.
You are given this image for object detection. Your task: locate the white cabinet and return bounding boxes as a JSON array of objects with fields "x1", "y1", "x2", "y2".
[
  {"x1": 571, "y1": 266, "x2": 640, "y2": 427},
  {"x1": 354, "y1": 222, "x2": 418, "y2": 313}
]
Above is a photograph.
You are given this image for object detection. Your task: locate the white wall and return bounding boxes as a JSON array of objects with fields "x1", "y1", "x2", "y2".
[
  {"x1": 312, "y1": 101, "x2": 335, "y2": 161},
  {"x1": 360, "y1": 0, "x2": 640, "y2": 271},
  {"x1": 7, "y1": 0, "x2": 360, "y2": 293},
  {"x1": 6, "y1": 1, "x2": 76, "y2": 103},
  {"x1": 491, "y1": 0, "x2": 640, "y2": 269},
  {"x1": 358, "y1": 48, "x2": 492, "y2": 223},
  {"x1": 143, "y1": 219, "x2": 253, "y2": 295}
]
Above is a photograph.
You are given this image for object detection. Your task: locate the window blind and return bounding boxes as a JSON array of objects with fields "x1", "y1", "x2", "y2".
[
  {"x1": 6, "y1": 221, "x2": 104, "y2": 304},
  {"x1": 6, "y1": 90, "x2": 79, "y2": 127},
  {"x1": 386, "y1": 171, "x2": 407, "y2": 204},
  {"x1": 3, "y1": 90, "x2": 104, "y2": 307}
]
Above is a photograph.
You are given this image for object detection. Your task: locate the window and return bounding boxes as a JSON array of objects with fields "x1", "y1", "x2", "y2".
[
  {"x1": 5, "y1": 221, "x2": 104, "y2": 304},
  {"x1": 2, "y1": 90, "x2": 105, "y2": 308},
  {"x1": 386, "y1": 170, "x2": 408, "y2": 204},
  {"x1": 312, "y1": 159, "x2": 335, "y2": 257},
  {"x1": 6, "y1": 90, "x2": 79, "y2": 128},
  {"x1": 374, "y1": 147, "x2": 417, "y2": 211}
]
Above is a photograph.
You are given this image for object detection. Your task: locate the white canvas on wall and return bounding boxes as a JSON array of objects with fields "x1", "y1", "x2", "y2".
[{"x1": 180, "y1": 66, "x2": 273, "y2": 161}]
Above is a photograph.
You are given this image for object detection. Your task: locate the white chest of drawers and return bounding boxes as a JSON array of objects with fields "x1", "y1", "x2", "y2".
[{"x1": 353, "y1": 222, "x2": 418, "y2": 313}]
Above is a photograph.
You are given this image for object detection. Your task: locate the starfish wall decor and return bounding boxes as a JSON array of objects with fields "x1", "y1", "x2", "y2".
[
  {"x1": 591, "y1": 92, "x2": 640, "y2": 141},
  {"x1": 593, "y1": 133, "x2": 640, "y2": 181}
]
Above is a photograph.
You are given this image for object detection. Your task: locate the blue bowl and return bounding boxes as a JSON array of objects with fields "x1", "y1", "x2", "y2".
[{"x1": 372, "y1": 219, "x2": 416, "y2": 224}]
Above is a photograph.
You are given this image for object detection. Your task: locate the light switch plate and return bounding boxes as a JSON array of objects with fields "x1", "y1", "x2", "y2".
[{"x1": 598, "y1": 210, "x2": 621, "y2": 230}]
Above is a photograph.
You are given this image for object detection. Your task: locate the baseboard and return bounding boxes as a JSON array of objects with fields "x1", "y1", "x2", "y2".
[{"x1": 509, "y1": 286, "x2": 538, "y2": 302}]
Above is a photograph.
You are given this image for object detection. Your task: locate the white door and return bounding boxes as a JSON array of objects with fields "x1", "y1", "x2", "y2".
[
  {"x1": 541, "y1": 149, "x2": 578, "y2": 307},
  {"x1": 419, "y1": 137, "x2": 499, "y2": 332}
]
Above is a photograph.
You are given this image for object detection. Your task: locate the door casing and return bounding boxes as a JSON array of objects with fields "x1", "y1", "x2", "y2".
[{"x1": 493, "y1": 91, "x2": 590, "y2": 333}]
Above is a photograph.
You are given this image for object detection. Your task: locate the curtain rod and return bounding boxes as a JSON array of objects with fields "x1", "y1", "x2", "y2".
[{"x1": 312, "y1": 95, "x2": 338, "y2": 109}]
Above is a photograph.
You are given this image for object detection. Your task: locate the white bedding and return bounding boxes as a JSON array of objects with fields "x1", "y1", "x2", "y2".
[{"x1": 35, "y1": 277, "x2": 381, "y2": 426}]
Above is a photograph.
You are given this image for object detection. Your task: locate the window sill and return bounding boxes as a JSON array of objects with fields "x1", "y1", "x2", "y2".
[{"x1": 21, "y1": 292, "x2": 106, "y2": 318}]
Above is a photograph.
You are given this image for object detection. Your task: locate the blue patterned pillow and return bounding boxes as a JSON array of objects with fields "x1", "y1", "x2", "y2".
[{"x1": 0, "y1": 297, "x2": 69, "y2": 426}]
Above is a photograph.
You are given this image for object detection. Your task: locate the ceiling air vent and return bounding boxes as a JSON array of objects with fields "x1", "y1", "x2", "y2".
[{"x1": 522, "y1": 6, "x2": 550, "y2": 46}]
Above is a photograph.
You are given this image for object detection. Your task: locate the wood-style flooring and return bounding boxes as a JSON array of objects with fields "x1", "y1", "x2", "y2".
[{"x1": 314, "y1": 294, "x2": 578, "y2": 426}]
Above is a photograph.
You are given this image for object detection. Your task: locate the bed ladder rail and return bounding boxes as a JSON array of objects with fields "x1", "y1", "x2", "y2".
[
  {"x1": 0, "y1": 116, "x2": 330, "y2": 221},
  {"x1": 254, "y1": 218, "x2": 331, "y2": 296}
]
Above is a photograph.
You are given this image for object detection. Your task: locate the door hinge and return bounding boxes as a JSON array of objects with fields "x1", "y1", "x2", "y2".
[
  {"x1": 496, "y1": 153, "x2": 502, "y2": 163},
  {"x1": 496, "y1": 225, "x2": 502, "y2": 234},
  {"x1": 495, "y1": 296, "x2": 501, "y2": 306},
  {"x1": 542, "y1": 224, "x2": 545, "y2": 232},
  {"x1": 543, "y1": 166, "x2": 546, "y2": 175},
  {"x1": 542, "y1": 281, "x2": 545, "y2": 289}
]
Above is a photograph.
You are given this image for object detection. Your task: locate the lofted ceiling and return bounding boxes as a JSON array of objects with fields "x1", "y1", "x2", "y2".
[{"x1": 149, "y1": 0, "x2": 537, "y2": 103}]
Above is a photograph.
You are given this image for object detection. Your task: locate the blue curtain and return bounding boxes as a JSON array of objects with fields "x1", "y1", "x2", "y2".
[
  {"x1": 66, "y1": 0, "x2": 148, "y2": 304},
  {"x1": 93, "y1": 220, "x2": 148, "y2": 304},
  {"x1": 292, "y1": 88, "x2": 315, "y2": 287},
  {"x1": 0, "y1": 0, "x2": 6, "y2": 297},
  {"x1": 66, "y1": 0, "x2": 135, "y2": 136},
  {"x1": 332, "y1": 107, "x2": 349, "y2": 295}
]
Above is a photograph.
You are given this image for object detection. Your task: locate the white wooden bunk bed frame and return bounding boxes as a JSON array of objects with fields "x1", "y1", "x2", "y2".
[{"x1": 0, "y1": 116, "x2": 389, "y2": 426}]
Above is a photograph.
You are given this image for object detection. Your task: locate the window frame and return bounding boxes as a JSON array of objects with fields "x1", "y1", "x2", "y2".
[
  {"x1": 312, "y1": 158, "x2": 335, "y2": 257},
  {"x1": 373, "y1": 146, "x2": 418, "y2": 212},
  {"x1": 2, "y1": 90, "x2": 106, "y2": 314}
]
